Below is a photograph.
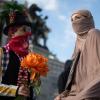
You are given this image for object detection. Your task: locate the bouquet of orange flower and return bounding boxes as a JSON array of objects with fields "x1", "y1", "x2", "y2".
[
  {"x1": 15, "y1": 52, "x2": 48, "y2": 100},
  {"x1": 21, "y1": 52, "x2": 48, "y2": 80}
]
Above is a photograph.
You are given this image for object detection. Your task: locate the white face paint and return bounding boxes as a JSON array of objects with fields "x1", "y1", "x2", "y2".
[
  {"x1": 14, "y1": 25, "x2": 31, "y2": 37},
  {"x1": 20, "y1": 25, "x2": 31, "y2": 32}
]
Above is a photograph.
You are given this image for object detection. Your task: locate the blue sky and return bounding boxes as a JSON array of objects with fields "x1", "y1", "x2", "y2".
[{"x1": 18, "y1": 0, "x2": 100, "y2": 62}]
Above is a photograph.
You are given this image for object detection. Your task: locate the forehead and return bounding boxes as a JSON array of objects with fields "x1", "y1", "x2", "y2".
[
  {"x1": 18, "y1": 25, "x2": 31, "y2": 28},
  {"x1": 71, "y1": 12, "x2": 89, "y2": 21},
  {"x1": 71, "y1": 10, "x2": 91, "y2": 18},
  {"x1": 10, "y1": 25, "x2": 31, "y2": 29}
]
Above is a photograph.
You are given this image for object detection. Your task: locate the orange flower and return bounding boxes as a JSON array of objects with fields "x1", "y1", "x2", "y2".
[
  {"x1": 20, "y1": 52, "x2": 48, "y2": 80},
  {"x1": 30, "y1": 71, "x2": 36, "y2": 80}
]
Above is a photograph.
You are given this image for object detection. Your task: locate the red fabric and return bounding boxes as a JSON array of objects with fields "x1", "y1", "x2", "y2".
[
  {"x1": 17, "y1": 67, "x2": 29, "y2": 86},
  {"x1": 8, "y1": 32, "x2": 31, "y2": 57}
]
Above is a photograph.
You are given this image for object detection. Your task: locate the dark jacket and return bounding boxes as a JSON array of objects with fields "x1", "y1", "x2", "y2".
[
  {"x1": 57, "y1": 60, "x2": 73, "y2": 94},
  {"x1": 0, "y1": 48, "x2": 35, "y2": 100}
]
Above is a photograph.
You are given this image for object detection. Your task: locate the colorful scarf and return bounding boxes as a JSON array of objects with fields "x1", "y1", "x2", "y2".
[{"x1": 8, "y1": 33, "x2": 30, "y2": 57}]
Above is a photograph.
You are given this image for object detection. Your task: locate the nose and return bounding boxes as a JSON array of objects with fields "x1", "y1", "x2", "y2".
[
  {"x1": 23, "y1": 42, "x2": 29, "y2": 49},
  {"x1": 22, "y1": 25, "x2": 31, "y2": 32}
]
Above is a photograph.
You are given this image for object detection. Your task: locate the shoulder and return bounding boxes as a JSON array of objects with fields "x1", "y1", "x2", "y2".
[
  {"x1": 88, "y1": 28, "x2": 100, "y2": 37},
  {"x1": 0, "y1": 47, "x2": 3, "y2": 57},
  {"x1": 88, "y1": 28, "x2": 100, "y2": 34},
  {"x1": 0, "y1": 47, "x2": 3, "y2": 82}
]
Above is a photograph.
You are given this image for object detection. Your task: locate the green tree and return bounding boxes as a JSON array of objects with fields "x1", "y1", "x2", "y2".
[{"x1": 0, "y1": 1, "x2": 25, "y2": 45}]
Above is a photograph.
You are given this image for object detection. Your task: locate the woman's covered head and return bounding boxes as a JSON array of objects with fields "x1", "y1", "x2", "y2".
[{"x1": 71, "y1": 10, "x2": 95, "y2": 35}]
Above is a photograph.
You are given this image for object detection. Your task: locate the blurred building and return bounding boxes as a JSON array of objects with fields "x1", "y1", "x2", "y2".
[{"x1": 31, "y1": 45, "x2": 64, "y2": 100}]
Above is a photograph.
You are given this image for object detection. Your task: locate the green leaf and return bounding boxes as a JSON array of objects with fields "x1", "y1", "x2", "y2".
[
  {"x1": 34, "y1": 85, "x2": 41, "y2": 95},
  {"x1": 14, "y1": 95, "x2": 26, "y2": 100}
]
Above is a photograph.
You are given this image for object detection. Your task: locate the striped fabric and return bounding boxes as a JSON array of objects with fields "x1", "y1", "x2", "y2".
[
  {"x1": 0, "y1": 47, "x2": 18, "y2": 97},
  {"x1": 0, "y1": 84, "x2": 18, "y2": 97},
  {"x1": 2, "y1": 47, "x2": 9, "y2": 74}
]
